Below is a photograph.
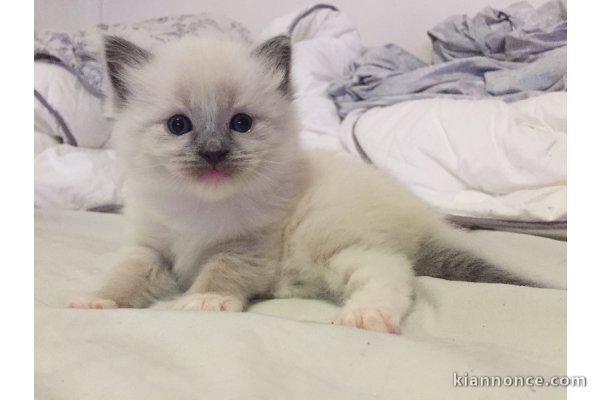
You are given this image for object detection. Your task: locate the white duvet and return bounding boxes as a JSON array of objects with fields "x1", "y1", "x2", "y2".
[
  {"x1": 36, "y1": 209, "x2": 566, "y2": 400},
  {"x1": 339, "y1": 93, "x2": 567, "y2": 222}
]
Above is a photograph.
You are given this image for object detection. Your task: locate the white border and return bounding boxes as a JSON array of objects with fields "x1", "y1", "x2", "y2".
[
  {"x1": 568, "y1": 0, "x2": 599, "y2": 399},
  {"x1": 0, "y1": 0, "x2": 34, "y2": 398}
]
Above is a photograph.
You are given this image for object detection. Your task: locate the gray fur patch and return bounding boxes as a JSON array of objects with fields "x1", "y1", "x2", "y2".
[
  {"x1": 104, "y1": 35, "x2": 152, "y2": 107},
  {"x1": 252, "y1": 35, "x2": 292, "y2": 94},
  {"x1": 414, "y1": 238, "x2": 541, "y2": 287}
]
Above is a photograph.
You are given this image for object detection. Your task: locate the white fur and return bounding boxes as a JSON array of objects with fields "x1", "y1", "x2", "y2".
[{"x1": 71, "y1": 37, "x2": 450, "y2": 334}]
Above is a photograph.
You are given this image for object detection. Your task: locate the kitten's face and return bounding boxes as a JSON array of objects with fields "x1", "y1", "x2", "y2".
[{"x1": 107, "y1": 36, "x2": 298, "y2": 201}]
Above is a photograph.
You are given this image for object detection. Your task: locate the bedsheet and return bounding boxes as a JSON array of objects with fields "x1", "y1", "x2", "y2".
[{"x1": 35, "y1": 209, "x2": 566, "y2": 399}]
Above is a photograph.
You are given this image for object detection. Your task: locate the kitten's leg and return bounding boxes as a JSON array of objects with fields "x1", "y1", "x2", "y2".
[
  {"x1": 328, "y1": 247, "x2": 415, "y2": 334},
  {"x1": 171, "y1": 252, "x2": 272, "y2": 312},
  {"x1": 69, "y1": 246, "x2": 178, "y2": 309}
]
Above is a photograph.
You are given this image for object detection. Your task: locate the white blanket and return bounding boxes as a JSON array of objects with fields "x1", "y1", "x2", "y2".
[
  {"x1": 339, "y1": 93, "x2": 567, "y2": 222},
  {"x1": 36, "y1": 210, "x2": 566, "y2": 399},
  {"x1": 34, "y1": 145, "x2": 123, "y2": 211}
]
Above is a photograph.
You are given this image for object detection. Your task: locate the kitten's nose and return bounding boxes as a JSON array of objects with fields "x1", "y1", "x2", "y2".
[{"x1": 200, "y1": 150, "x2": 229, "y2": 165}]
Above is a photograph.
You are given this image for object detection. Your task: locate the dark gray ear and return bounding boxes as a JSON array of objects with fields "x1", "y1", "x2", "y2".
[
  {"x1": 252, "y1": 35, "x2": 292, "y2": 95},
  {"x1": 104, "y1": 35, "x2": 152, "y2": 107}
]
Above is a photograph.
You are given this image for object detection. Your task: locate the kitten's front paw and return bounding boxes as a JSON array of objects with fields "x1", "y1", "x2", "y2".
[
  {"x1": 68, "y1": 297, "x2": 118, "y2": 309},
  {"x1": 333, "y1": 307, "x2": 400, "y2": 334},
  {"x1": 171, "y1": 293, "x2": 244, "y2": 312}
]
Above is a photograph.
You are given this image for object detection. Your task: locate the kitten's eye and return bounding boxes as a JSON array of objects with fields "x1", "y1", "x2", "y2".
[
  {"x1": 166, "y1": 114, "x2": 193, "y2": 136},
  {"x1": 229, "y1": 113, "x2": 253, "y2": 133}
]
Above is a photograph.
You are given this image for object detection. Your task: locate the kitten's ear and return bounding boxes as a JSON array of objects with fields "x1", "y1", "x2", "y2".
[
  {"x1": 252, "y1": 35, "x2": 292, "y2": 95},
  {"x1": 103, "y1": 35, "x2": 152, "y2": 108}
]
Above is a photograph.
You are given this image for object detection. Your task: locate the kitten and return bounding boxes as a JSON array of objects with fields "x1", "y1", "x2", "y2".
[{"x1": 69, "y1": 35, "x2": 539, "y2": 333}]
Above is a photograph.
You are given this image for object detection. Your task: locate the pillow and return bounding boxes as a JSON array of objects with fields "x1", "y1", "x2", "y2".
[
  {"x1": 34, "y1": 13, "x2": 252, "y2": 104},
  {"x1": 35, "y1": 63, "x2": 111, "y2": 149}
]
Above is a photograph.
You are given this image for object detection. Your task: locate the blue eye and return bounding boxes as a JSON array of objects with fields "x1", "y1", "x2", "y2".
[
  {"x1": 166, "y1": 114, "x2": 193, "y2": 135},
  {"x1": 229, "y1": 113, "x2": 253, "y2": 133}
]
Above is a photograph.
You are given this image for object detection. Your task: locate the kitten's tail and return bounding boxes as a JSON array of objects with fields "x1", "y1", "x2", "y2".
[{"x1": 413, "y1": 234, "x2": 543, "y2": 288}]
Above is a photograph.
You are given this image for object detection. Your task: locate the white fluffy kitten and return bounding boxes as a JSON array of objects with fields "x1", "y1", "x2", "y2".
[{"x1": 69, "y1": 35, "x2": 536, "y2": 333}]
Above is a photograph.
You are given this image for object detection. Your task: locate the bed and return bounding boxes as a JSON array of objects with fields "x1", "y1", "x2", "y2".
[
  {"x1": 36, "y1": 209, "x2": 566, "y2": 399},
  {"x1": 35, "y1": 2, "x2": 568, "y2": 399}
]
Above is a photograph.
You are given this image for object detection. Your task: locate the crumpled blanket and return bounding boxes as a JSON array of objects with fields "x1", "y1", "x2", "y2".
[
  {"x1": 337, "y1": 92, "x2": 567, "y2": 227},
  {"x1": 329, "y1": 0, "x2": 567, "y2": 118},
  {"x1": 34, "y1": 14, "x2": 252, "y2": 99},
  {"x1": 429, "y1": 0, "x2": 566, "y2": 63}
]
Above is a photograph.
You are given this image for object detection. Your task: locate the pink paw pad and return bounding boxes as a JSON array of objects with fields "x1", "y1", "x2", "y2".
[
  {"x1": 333, "y1": 308, "x2": 400, "y2": 334},
  {"x1": 172, "y1": 293, "x2": 243, "y2": 312},
  {"x1": 68, "y1": 297, "x2": 118, "y2": 309}
]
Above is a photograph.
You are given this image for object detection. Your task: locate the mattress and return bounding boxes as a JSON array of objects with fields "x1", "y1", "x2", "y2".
[{"x1": 35, "y1": 209, "x2": 567, "y2": 399}]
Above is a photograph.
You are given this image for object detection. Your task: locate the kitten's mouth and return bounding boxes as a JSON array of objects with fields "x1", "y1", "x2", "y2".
[{"x1": 198, "y1": 168, "x2": 230, "y2": 184}]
